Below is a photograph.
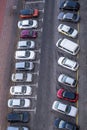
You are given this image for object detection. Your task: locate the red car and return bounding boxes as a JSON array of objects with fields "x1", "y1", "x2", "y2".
[
  {"x1": 20, "y1": 9, "x2": 39, "y2": 19},
  {"x1": 20, "y1": 30, "x2": 37, "y2": 39},
  {"x1": 57, "y1": 88, "x2": 78, "y2": 102}
]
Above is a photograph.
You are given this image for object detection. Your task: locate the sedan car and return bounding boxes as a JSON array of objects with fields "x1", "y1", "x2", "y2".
[
  {"x1": 58, "y1": 74, "x2": 77, "y2": 87},
  {"x1": 59, "y1": 0, "x2": 80, "y2": 11},
  {"x1": 52, "y1": 100, "x2": 78, "y2": 117},
  {"x1": 58, "y1": 24, "x2": 78, "y2": 38},
  {"x1": 17, "y1": 40, "x2": 35, "y2": 49},
  {"x1": 18, "y1": 19, "x2": 38, "y2": 29},
  {"x1": 19, "y1": 8, "x2": 39, "y2": 18},
  {"x1": 54, "y1": 118, "x2": 79, "y2": 130},
  {"x1": 11, "y1": 73, "x2": 32, "y2": 82},
  {"x1": 10, "y1": 85, "x2": 32, "y2": 95},
  {"x1": 15, "y1": 61, "x2": 34, "y2": 71},
  {"x1": 15, "y1": 50, "x2": 35, "y2": 60},
  {"x1": 58, "y1": 56, "x2": 79, "y2": 71},
  {"x1": 58, "y1": 12, "x2": 80, "y2": 23},
  {"x1": 7, "y1": 126, "x2": 29, "y2": 130},
  {"x1": 8, "y1": 98, "x2": 31, "y2": 108},
  {"x1": 57, "y1": 88, "x2": 78, "y2": 102},
  {"x1": 20, "y1": 30, "x2": 37, "y2": 39},
  {"x1": 7, "y1": 112, "x2": 29, "y2": 123}
]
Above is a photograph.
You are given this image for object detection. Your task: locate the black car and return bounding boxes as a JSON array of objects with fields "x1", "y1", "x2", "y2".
[
  {"x1": 54, "y1": 118, "x2": 79, "y2": 130},
  {"x1": 59, "y1": 0, "x2": 80, "y2": 11},
  {"x1": 7, "y1": 112, "x2": 30, "y2": 123},
  {"x1": 58, "y1": 12, "x2": 80, "y2": 23}
]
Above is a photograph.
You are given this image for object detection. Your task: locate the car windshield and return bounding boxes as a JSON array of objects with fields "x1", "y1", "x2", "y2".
[
  {"x1": 25, "y1": 61, "x2": 30, "y2": 68},
  {"x1": 25, "y1": 51, "x2": 30, "y2": 57},
  {"x1": 22, "y1": 86, "x2": 27, "y2": 93},
  {"x1": 27, "y1": 41, "x2": 31, "y2": 47},
  {"x1": 65, "y1": 105, "x2": 71, "y2": 114},
  {"x1": 19, "y1": 113, "x2": 23, "y2": 121},
  {"x1": 73, "y1": 14, "x2": 77, "y2": 20},
  {"x1": 68, "y1": 28, "x2": 74, "y2": 34},
  {"x1": 59, "y1": 120, "x2": 66, "y2": 128},
  {"x1": 63, "y1": 91, "x2": 76, "y2": 99},
  {"x1": 29, "y1": 31, "x2": 33, "y2": 36},
  {"x1": 20, "y1": 99, "x2": 25, "y2": 106},
  {"x1": 29, "y1": 20, "x2": 33, "y2": 25}
]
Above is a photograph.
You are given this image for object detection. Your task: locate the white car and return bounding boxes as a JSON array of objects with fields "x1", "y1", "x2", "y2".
[
  {"x1": 11, "y1": 73, "x2": 32, "y2": 82},
  {"x1": 17, "y1": 40, "x2": 35, "y2": 49},
  {"x1": 58, "y1": 24, "x2": 78, "y2": 38},
  {"x1": 15, "y1": 50, "x2": 35, "y2": 60},
  {"x1": 18, "y1": 19, "x2": 38, "y2": 29},
  {"x1": 52, "y1": 100, "x2": 78, "y2": 117},
  {"x1": 58, "y1": 56, "x2": 79, "y2": 71},
  {"x1": 8, "y1": 98, "x2": 31, "y2": 108},
  {"x1": 10, "y1": 85, "x2": 32, "y2": 95},
  {"x1": 7, "y1": 126, "x2": 29, "y2": 130}
]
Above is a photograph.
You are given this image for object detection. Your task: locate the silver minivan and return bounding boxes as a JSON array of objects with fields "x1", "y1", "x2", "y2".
[{"x1": 56, "y1": 38, "x2": 80, "y2": 55}]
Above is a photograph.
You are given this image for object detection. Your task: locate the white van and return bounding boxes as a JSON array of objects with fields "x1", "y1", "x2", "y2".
[{"x1": 56, "y1": 38, "x2": 80, "y2": 55}]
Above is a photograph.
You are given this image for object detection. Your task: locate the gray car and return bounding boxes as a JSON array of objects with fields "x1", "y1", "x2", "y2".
[
  {"x1": 15, "y1": 61, "x2": 34, "y2": 71},
  {"x1": 58, "y1": 12, "x2": 80, "y2": 23}
]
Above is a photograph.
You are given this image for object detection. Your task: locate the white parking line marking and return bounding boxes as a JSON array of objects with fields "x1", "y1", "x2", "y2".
[
  {"x1": 33, "y1": 59, "x2": 40, "y2": 64},
  {"x1": 39, "y1": 18, "x2": 43, "y2": 22},
  {"x1": 34, "y1": 48, "x2": 41, "y2": 53},
  {"x1": 39, "y1": 8, "x2": 44, "y2": 13},
  {"x1": 34, "y1": 28, "x2": 43, "y2": 32},
  {"x1": 14, "y1": 107, "x2": 36, "y2": 114},
  {"x1": 30, "y1": 82, "x2": 38, "y2": 88},
  {"x1": 25, "y1": 1, "x2": 45, "y2": 4}
]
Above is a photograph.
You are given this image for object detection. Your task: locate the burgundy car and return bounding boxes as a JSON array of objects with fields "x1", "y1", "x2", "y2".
[
  {"x1": 20, "y1": 30, "x2": 37, "y2": 39},
  {"x1": 57, "y1": 88, "x2": 78, "y2": 102}
]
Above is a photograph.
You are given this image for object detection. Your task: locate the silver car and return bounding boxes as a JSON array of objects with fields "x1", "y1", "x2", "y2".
[
  {"x1": 58, "y1": 74, "x2": 77, "y2": 87},
  {"x1": 7, "y1": 126, "x2": 29, "y2": 130}
]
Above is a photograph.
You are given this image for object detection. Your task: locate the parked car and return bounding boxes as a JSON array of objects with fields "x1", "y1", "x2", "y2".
[
  {"x1": 59, "y1": 0, "x2": 80, "y2": 11},
  {"x1": 58, "y1": 74, "x2": 77, "y2": 87},
  {"x1": 54, "y1": 118, "x2": 79, "y2": 130},
  {"x1": 52, "y1": 100, "x2": 78, "y2": 117},
  {"x1": 17, "y1": 40, "x2": 35, "y2": 49},
  {"x1": 10, "y1": 85, "x2": 32, "y2": 95},
  {"x1": 56, "y1": 38, "x2": 80, "y2": 55},
  {"x1": 7, "y1": 112, "x2": 29, "y2": 123},
  {"x1": 8, "y1": 98, "x2": 31, "y2": 108},
  {"x1": 57, "y1": 88, "x2": 78, "y2": 102},
  {"x1": 58, "y1": 24, "x2": 78, "y2": 38},
  {"x1": 11, "y1": 73, "x2": 32, "y2": 82},
  {"x1": 58, "y1": 56, "x2": 79, "y2": 71},
  {"x1": 19, "y1": 8, "x2": 39, "y2": 18},
  {"x1": 15, "y1": 61, "x2": 34, "y2": 71},
  {"x1": 20, "y1": 30, "x2": 37, "y2": 39},
  {"x1": 18, "y1": 19, "x2": 38, "y2": 29},
  {"x1": 58, "y1": 12, "x2": 80, "y2": 23},
  {"x1": 15, "y1": 50, "x2": 35, "y2": 60},
  {"x1": 7, "y1": 126, "x2": 29, "y2": 130}
]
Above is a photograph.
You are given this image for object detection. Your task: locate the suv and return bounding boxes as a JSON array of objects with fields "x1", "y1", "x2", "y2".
[
  {"x1": 56, "y1": 38, "x2": 80, "y2": 55},
  {"x1": 7, "y1": 112, "x2": 29, "y2": 123}
]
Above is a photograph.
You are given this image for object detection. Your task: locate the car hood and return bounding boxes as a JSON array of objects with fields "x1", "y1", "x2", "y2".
[{"x1": 68, "y1": 106, "x2": 78, "y2": 117}]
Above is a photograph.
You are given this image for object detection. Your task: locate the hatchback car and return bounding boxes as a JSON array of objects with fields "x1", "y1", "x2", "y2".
[
  {"x1": 10, "y1": 85, "x2": 32, "y2": 95},
  {"x1": 15, "y1": 61, "x2": 34, "y2": 71},
  {"x1": 20, "y1": 8, "x2": 39, "y2": 18},
  {"x1": 58, "y1": 12, "x2": 80, "y2": 23},
  {"x1": 52, "y1": 100, "x2": 78, "y2": 117},
  {"x1": 57, "y1": 88, "x2": 78, "y2": 102},
  {"x1": 56, "y1": 38, "x2": 80, "y2": 55},
  {"x1": 18, "y1": 19, "x2": 38, "y2": 29},
  {"x1": 58, "y1": 24, "x2": 78, "y2": 38},
  {"x1": 11, "y1": 73, "x2": 32, "y2": 82},
  {"x1": 7, "y1": 112, "x2": 29, "y2": 123},
  {"x1": 20, "y1": 30, "x2": 37, "y2": 39},
  {"x1": 58, "y1": 74, "x2": 77, "y2": 87},
  {"x1": 59, "y1": 0, "x2": 80, "y2": 11},
  {"x1": 8, "y1": 98, "x2": 31, "y2": 108},
  {"x1": 15, "y1": 50, "x2": 35, "y2": 60},
  {"x1": 17, "y1": 40, "x2": 35, "y2": 49},
  {"x1": 58, "y1": 56, "x2": 79, "y2": 71},
  {"x1": 7, "y1": 126, "x2": 29, "y2": 130},
  {"x1": 54, "y1": 118, "x2": 79, "y2": 130}
]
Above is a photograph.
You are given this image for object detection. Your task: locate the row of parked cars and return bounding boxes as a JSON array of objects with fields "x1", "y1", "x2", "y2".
[
  {"x1": 52, "y1": 0, "x2": 80, "y2": 130},
  {"x1": 7, "y1": 6, "x2": 39, "y2": 130}
]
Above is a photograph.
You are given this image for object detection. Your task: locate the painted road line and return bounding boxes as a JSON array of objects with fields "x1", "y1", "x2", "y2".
[
  {"x1": 14, "y1": 107, "x2": 36, "y2": 114},
  {"x1": 26, "y1": 1, "x2": 45, "y2": 4}
]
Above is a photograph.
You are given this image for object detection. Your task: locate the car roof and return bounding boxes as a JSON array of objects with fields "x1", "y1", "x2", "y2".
[
  {"x1": 16, "y1": 51, "x2": 26, "y2": 57},
  {"x1": 15, "y1": 73, "x2": 23, "y2": 80},
  {"x1": 20, "y1": 9, "x2": 34, "y2": 15},
  {"x1": 7, "y1": 126, "x2": 19, "y2": 130},
  {"x1": 16, "y1": 62, "x2": 25, "y2": 68},
  {"x1": 58, "y1": 102, "x2": 67, "y2": 112}
]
